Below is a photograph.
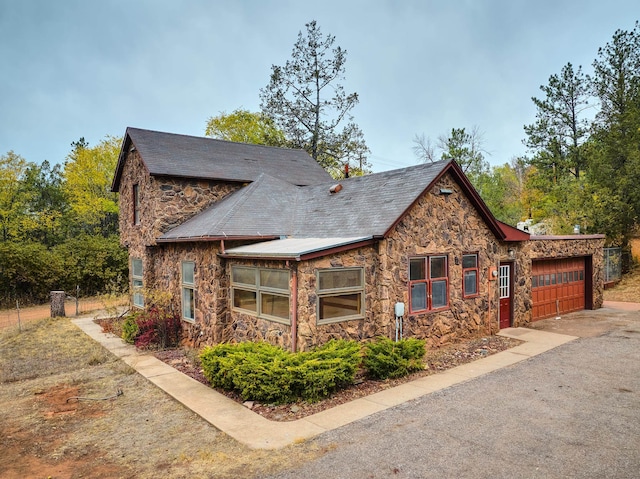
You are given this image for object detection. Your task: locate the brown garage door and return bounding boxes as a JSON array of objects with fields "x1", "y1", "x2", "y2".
[{"x1": 532, "y1": 258, "x2": 585, "y2": 320}]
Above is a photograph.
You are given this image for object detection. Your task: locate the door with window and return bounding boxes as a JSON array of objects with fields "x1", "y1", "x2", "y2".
[{"x1": 499, "y1": 262, "x2": 512, "y2": 329}]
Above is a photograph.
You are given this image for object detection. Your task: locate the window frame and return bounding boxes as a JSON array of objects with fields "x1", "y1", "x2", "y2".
[
  {"x1": 462, "y1": 253, "x2": 479, "y2": 298},
  {"x1": 131, "y1": 258, "x2": 144, "y2": 308},
  {"x1": 133, "y1": 184, "x2": 141, "y2": 225},
  {"x1": 316, "y1": 267, "x2": 365, "y2": 325},
  {"x1": 181, "y1": 261, "x2": 195, "y2": 322},
  {"x1": 230, "y1": 266, "x2": 290, "y2": 325},
  {"x1": 408, "y1": 255, "x2": 449, "y2": 313}
]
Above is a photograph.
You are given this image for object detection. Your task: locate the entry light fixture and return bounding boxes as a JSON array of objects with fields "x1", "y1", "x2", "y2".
[{"x1": 508, "y1": 248, "x2": 516, "y2": 259}]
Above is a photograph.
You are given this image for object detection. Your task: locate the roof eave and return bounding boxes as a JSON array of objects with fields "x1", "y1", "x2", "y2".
[{"x1": 156, "y1": 235, "x2": 280, "y2": 244}]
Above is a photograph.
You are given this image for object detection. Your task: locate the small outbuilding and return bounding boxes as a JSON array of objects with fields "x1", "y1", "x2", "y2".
[{"x1": 112, "y1": 128, "x2": 604, "y2": 350}]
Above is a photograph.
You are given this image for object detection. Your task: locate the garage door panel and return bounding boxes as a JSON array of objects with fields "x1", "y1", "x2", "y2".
[{"x1": 532, "y1": 258, "x2": 585, "y2": 321}]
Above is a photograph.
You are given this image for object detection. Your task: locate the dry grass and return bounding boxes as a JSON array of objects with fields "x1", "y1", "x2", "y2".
[
  {"x1": 0, "y1": 317, "x2": 323, "y2": 479},
  {"x1": 604, "y1": 265, "x2": 640, "y2": 302}
]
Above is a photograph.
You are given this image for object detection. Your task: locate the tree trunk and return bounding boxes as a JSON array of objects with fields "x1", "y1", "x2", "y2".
[{"x1": 50, "y1": 291, "x2": 66, "y2": 318}]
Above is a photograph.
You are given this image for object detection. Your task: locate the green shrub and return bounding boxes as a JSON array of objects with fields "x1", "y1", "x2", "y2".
[
  {"x1": 121, "y1": 314, "x2": 140, "y2": 344},
  {"x1": 199, "y1": 339, "x2": 361, "y2": 404},
  {"x1": 363, "y1": 337, "x2": 426, "y2": 380}
]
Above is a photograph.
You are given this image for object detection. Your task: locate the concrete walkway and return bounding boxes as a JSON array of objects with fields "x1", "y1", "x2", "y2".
[{"x1": 72, "y1": 316, "x2": 576, "y2": 450}]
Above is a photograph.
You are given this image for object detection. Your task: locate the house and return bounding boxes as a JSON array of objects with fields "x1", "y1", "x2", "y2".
[{"x1": 111, "y1": 127, "x2": 605, "y2": 351}]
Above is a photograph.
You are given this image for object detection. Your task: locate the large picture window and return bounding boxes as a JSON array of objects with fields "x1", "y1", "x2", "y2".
[
  {"x1": 182, "y1": 261, "x2": 195, "y2": 322},
  {"x1": 462, "y1": 253, "x2": 479, "y2": 298},
  {"x1": 317, "y1": 268, "x2": 365, "y2": 325},
  {"x1": 132, "y1": 258, "x2": 144, "y2": 308},
  {"x1": 231, "y1": 266, "x2": 290, "y2": 324},
  {"x1": 409, "y1": 255, "x2": 449, "y2": 313}
]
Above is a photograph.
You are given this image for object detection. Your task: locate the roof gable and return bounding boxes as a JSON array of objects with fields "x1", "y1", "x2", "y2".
[{"x1": 111, "y1": 127, "x2": 332, "y2": 191}]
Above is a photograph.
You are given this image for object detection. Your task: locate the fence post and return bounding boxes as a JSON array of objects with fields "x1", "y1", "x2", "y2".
[
  {"x1": 50, "y1": 291, "x2": 66, "y2": 317},
  {"x1": 16, "y1": 300, "x2": 22, "y2": 332},
  {"x1": 76, "y1": 285, "x2": 79, "y2": 316}
]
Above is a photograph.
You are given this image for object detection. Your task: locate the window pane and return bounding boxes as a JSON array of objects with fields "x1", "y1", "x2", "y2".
[
  {"x1": 431, "y1": 280, "x2": 448, "y2": 308},
  {"x1": 232, "y1": 266, "x2": 256, "y2": 286},
  {"x1": 233, "y1": 289, "x2": 257, "y2": 312},
  {"x1": 260, "y1": 269, "x2": 289, "y2": 290},
  {"x1": 182, "y1": 287, "x2": 194, "y2": 320},
  {"x1": 411, "y1": 283, "x2": 427, "y2": 311},
  {"x1": 551, "y1": 273, "x2": 556, "y2": 285},
  {"x1": 430, "y1": 256, "x2": 447, "y2": 279},
  {"x1": 409, "y1": 259, "x2": 426, "y2": 281},
  {"x1": 462, "y1": 254, "x2": 477, "y2": 269},
  {"x1": 544, "y1": 274, "x2": 550, "y2": 286},
  {"x1": 261, "y1": 293, "x2": 289, "y2": 320},
  {"x1": 563, "y1": 272, "x2": 568, "y2": 284},
  {"x1": 464, "y1": 270, "x2": 477, "y2": 296},
  {"x1": 133, "y1": 292, "x2": 144, "y2": 308},
  {"x1": 579, "y1": 270, "x2": 584, "y2": 280},
  {"x1": 318, "y1": 269, "x2": 362, "y2": 291},
  {"x1": 532, "y1": 276, "x2": 538, "y2": 288},
  {"x1": 182, "y1": 262, "x2": 194, "y2": 285},
  {"x1": 319, "y1": 293, "x2": 361, "y2": 320},
  {"x1": 132, "y1": 259, "x2": 143, "y2": 277}
]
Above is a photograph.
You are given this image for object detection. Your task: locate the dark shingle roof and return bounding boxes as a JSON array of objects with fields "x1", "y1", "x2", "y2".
[
  {"x1": 159, "y1": 160, "x2": 455, "y2": 241},
  {"x1": 160, "y1": 174, "x2": 299, "y2": 240},
  {"x1": 111, "y1": 127, "x2": 332, "y2": 191}
]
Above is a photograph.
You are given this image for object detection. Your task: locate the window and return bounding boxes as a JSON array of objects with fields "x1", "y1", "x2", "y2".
[
  {"x1": 231, "y1": 266, "x2": 290, "y2": 324},
  {"x1": 317, "y1": 268, "x2": 364, "y2": 324},
  {"x1": 132, "y1": 258, "x2": 144, "y2": 308},
  {"x1": 182, "y1": 262, "x2": 195, "y2": 322},
  {"x1": 462, "y1": 254, "x2": 479, "y2": 297},
  {"x1": 133, "y1": 184, "x2": 140, "y2": 225},
  {"x1": 409, "y1": 255, "x2": 449, "y2": 313}
]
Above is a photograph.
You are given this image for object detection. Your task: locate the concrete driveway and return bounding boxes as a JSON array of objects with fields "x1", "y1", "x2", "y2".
[{"x1": 267, "y1": 304, "x2": 640, "y2": 479}]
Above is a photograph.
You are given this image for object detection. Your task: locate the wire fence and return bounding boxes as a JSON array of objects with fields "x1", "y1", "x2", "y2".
[
  {"x1": 604, "y1": 247, "x2": 622, "y2": 284},
  {"x1": 0, "y1": 293, "x2": 128, "y2": 331}
]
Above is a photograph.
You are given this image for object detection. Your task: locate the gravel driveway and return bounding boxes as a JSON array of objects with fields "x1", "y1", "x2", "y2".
[{"x1": 267, "y1": 307, "x2": 640, "y2": 479}]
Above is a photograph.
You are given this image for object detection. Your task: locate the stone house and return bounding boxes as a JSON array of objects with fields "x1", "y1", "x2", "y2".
[{"x1": 112, "y1": 127, "x2": 605, "y2": 351}]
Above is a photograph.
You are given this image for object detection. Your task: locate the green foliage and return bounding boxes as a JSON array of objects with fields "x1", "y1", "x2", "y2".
[
  {"x1": 63, "y1": 136, "x2": 121, "y2": 237},
  {"x1": 200, "y1": 339, "x2": 361, "y2": 404},
  {"x1": 362, "y1": 337, "x2": 426, "y2": 380},
  {"x1": 259, "y1": 20, "x2": 370, "y2": 176},
  {"x1": 0, "y1": 135, "x2": 128, "y2": 306},
  {"x1": 121, "y1": 314, "x2": 140, "y2": 344},
  {"x1": 205, "y1": 109, "x2": 287, "y2": 147}
]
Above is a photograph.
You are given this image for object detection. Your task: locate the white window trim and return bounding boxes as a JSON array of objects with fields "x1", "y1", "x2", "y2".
[
  {"x1": 181, "y1": 261, "x2": 195, "y2": 322},
  {"x1": 132, "y1": 258, "x2": 144, "y2": 309}
]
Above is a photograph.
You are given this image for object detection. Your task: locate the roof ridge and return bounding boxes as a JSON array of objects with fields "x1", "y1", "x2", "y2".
[{"x1": 126, "y1": 126, "x2": 308, "y2": 154}]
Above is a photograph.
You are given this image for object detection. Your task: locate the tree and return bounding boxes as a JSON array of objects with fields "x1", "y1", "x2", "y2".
[
  {"x1": 524, "y1": 63, "x2": 591, "y2": 180},
  {"x1": 260, "y1": 20, "x2": 370, "y2": 175},
  {"x1": 413, "y1": 126, "x2": 489, "y2": 184},
  {"x1": 205, "y1": 109, "x2": 287, "y2": 146},
  {"x1": 0, "y1": 151, "x2": 32, "y2": 242},
  {"x1": 587, "y1": 21, "x2": 640, "y2": 245},
  {"x1": 63, "y1": 136, "x2": 121, "y2": 237}
]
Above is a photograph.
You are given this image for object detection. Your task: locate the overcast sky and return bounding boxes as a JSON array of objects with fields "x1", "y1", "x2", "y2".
[{"x1": 1, "y1": 0, "x2": 638, "y2": 173}]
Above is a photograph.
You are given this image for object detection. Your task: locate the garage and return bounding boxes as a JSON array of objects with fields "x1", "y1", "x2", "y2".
[{"x1": 531, "y1": 257, "x2": 588, "y2": 320}]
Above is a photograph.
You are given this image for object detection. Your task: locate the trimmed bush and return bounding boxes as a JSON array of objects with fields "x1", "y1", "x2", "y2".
[
  {"x1": 363, "y1": 337, "x2": 426, "y2": 380},
  {"x1": 199, "y1": 339, "x2": 361, "y2": 404}
]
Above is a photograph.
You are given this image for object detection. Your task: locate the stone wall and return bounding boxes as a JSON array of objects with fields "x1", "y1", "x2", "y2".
[
  {"x1": 145, "y1": 242, "x2": 229, "y2": 347},
  {"x1": 380, "y1": 173, "x2": 505, "y2": 347},
  {"x1": 117, "y1": 149, "x2": 240, "y2": 315},
  {"x1": 117, "y1": 149, "x2": 240, "y2": 249}
]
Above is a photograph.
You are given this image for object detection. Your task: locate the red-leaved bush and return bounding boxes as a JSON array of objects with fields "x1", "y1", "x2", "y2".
[{"x1": 133, "y1": 306, "x2": 181, "y2": 349}]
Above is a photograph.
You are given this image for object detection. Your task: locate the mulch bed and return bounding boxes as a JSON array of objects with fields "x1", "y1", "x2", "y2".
[{"x1": 153, "y1": 335, "x2": 521, "y2": 422}]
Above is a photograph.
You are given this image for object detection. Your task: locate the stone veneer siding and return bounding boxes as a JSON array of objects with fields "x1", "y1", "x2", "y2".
[
  {"x1": 117, "y1": 149, "x2": 240, "y2": 313},
  {"x1": 378, "y1": 173, "x2": 505, "y2": 347}
]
